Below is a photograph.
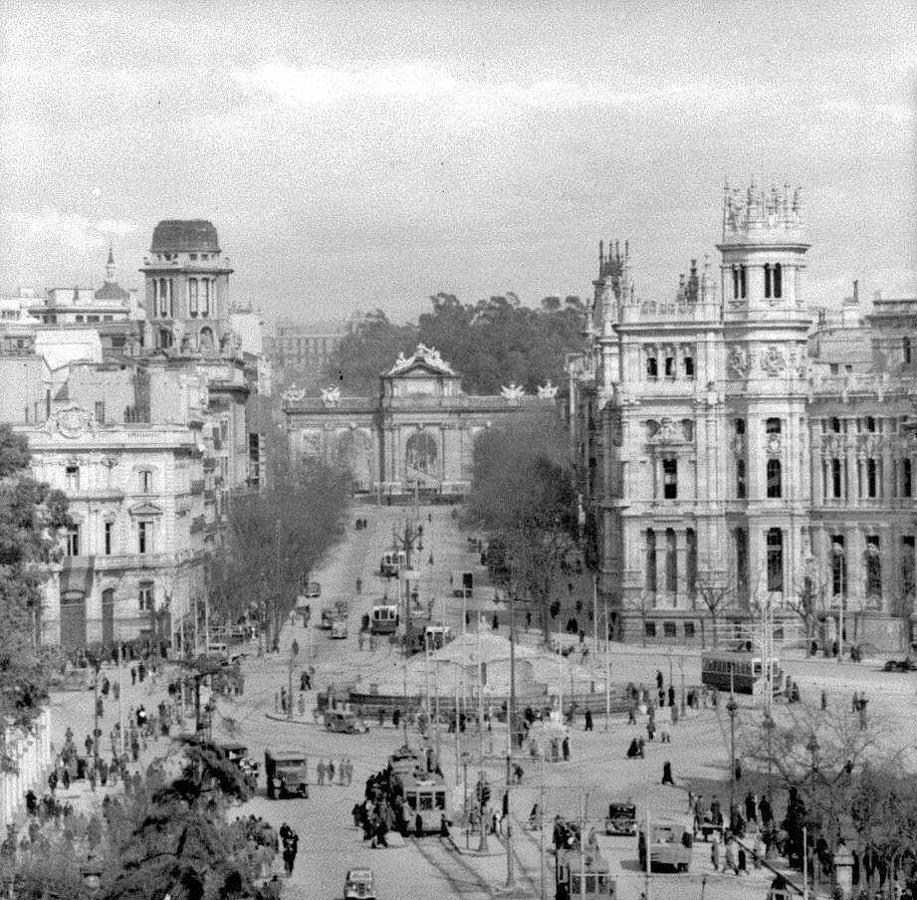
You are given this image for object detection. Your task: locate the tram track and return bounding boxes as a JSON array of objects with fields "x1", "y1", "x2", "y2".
[
  {"x1": 509, "y1": 815, "x2": 545, "y2": 897},
  {"x1": 409, "y1": 834, "x2": 494, "y2": 898}
]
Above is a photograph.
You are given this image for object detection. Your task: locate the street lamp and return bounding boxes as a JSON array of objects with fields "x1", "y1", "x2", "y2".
[
  {"x1": 763, "y1": 712, "x2": 775, "y2": 802},
  {"x1": 461, "y1": 750, "x2": 470, "y2": 823},
  {"x1": 726, "y1": 695, "x2": 738, "y2": 815}
]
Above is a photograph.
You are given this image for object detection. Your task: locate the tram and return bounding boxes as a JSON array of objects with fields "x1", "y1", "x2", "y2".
[
  {"x1": 380, "y1": 550, "x2": 407, "y2": 578},
  {"x1": 396, "y1": 769, "x2": 450, "y2": 835},
  {"x1": 555, "y1": 848, "x2": 615, "y2": 900},
  {"x1": 370, "y1": 602, "x2": 399, "y2": 635},
  {"x1": 700, "y1": 650, "x2": 783, "y2": 697}
]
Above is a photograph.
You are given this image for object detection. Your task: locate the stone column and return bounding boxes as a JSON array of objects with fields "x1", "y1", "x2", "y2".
[
  {"x1": 675, "y1": 530, "x2": 688, "y2": 605},
  {"x1": 879, "y1": 523, "x2": 894, "y2": 613}
]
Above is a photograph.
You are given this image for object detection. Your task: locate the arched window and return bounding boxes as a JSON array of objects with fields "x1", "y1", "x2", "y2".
[
  {"x1": 202, "y1": 279, "x2": 211, "y2": 317},
  {"x1": 831, "y1": 535, "x2": 846, "y2": 596},
  {"x1": 686, "y1": 529, "x2": 697, "y2": 598},
  {"x1": 766, "y1": 528, "x2": 783, "y2": 592},
  {"x1": 865, "y1": 535, "x2": 881, "y2": 598},
  {"x1": 766, "y1": 417, "x2": 782, "y2": 434},
  {"x1": 645, "y1": 529, "x2": 657, "y2": 594},
  {"x1": 188, "y1": 279, "x2": 199, "y2": 316},
  {"x1": 832, "y1": 458, "x2": 843, "y2": 498},
  {"x1": 405, "y1": 431, "x2": 438, "y2": 475},
  {"x1": 773, "y1": 263, "x2": 782, "y2": 298},
  {"x1": 199, "y1": 327, "x2": 214, "y2": 354},
  {"x1": 764, "y1": 264, "x2": 772, "y2": 299},
  {"x1": 735, "y1": 528, "x2": 748, "y2": 597},
  {"x1": 766, "y1": 459, "x2": 782, "y2": 498}
]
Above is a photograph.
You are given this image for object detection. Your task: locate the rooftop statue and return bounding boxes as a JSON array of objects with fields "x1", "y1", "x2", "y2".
[
  {"x1": 537, "y1": 380, "x2": 558, "y2": 399},
  {"x1": 320, "y1": 386, "x2": 342, "y2": 407},
  {"x1": 501, "y1": 383, "x2": 526, "y2": 400}
]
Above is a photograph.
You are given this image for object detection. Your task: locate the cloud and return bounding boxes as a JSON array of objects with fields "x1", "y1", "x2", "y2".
[
  {"x1": 13, "y1": 208, "x2": 140, "y2": 252},
  {"x1": 230, "y1": 60, "x2": 751, "y2": 113}
]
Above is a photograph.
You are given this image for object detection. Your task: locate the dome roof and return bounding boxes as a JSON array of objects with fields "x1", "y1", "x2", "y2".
[
  {"x1": 150, "y1": 220, "x2": 220, "y2": 253},
  {"x1": 94, "y1": 281, "x2": 130, "y2": 301}
]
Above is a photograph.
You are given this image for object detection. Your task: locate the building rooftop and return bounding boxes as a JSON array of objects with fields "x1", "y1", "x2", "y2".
[{"x1": 150, "y1": 220, "x2": 220, "y2": 253}]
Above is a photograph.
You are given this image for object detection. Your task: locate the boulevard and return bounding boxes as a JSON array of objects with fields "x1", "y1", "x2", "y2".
[{"x1": 47, "y1": 503, "x2": 917, "y2": 900}]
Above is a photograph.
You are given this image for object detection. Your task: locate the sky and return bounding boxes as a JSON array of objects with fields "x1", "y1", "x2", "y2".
[{"x1": 1, "y1": 0, "x2": 915, "y2": 326}]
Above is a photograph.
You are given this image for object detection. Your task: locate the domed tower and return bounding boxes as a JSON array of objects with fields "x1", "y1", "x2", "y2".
[
  {"x1": 139, "y1": 220, "x2": 233, "y2": 355},
  {"x1": 718, "y1": 181, "x2": 813, "y2": 609}
]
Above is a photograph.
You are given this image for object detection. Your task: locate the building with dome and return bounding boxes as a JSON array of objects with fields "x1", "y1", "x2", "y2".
[
  {"x1": 139, "y1": 219, "x2": 234, "y2": 355},
  {"x1": 571, "y1": 182, "x2": 917, "y2": 652}
]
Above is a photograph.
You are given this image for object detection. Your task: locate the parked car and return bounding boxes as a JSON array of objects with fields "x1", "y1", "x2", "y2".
[
  {"x1": 344, "y1": 868, "x2": 375, "y2": 900},
  {"x1": 264, "y1": 750, "x2": 309, "y2": 799},
  {"x1": 331, "y1": 618, "x2": 348, "y2": 640},
  {"x1": 883, "y1": 656, "x2": 917, "y2": 672},
  {"x1": 325, "y1": 709, "x2": 369, "y2": 734},
  {"x1": 605, "y1": 802, "x2": 637, "y2": 836}
]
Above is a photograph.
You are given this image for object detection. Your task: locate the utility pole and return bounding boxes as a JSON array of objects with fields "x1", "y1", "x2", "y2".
[
  {"x1": 287, "y1": 639, "x2": 299, "y2": 720},
  {"x1": 504, "y1": 604, "x2": 516, "y2": 891}
]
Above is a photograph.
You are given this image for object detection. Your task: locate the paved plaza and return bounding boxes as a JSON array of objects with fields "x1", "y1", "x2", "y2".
[{"x1": 46, "y1": 503, "x2": 917, "y2": 899}]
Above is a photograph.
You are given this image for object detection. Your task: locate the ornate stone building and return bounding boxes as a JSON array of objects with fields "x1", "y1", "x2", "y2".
[
  {"x1": 573, "y1": 183, "x2": 917, "y2": 651},
  {"x1": 283, "y1": 344, "x2": 558, "y2": 496}
]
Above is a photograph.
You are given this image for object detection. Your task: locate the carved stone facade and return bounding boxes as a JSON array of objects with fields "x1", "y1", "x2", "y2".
[
  {"x1": 572, "y1": 183, "x2": 917, "y2": 651},
  {"x1": 283, "y1": 345, "x2": 557, "y2": 496}
]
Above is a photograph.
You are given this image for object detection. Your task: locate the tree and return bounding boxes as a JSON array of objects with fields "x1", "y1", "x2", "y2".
[
  {"x1": 103, "y1": 745, "x2": 268, "y2": 900},
  {"x1": 734, "y1": 697, "x2": 889, "y2": 881},
  {"x1": 0, "y1": 424, "x2": 70, "y2": 722},
  {"x1": 209, "y1": 458, "x2": 349, "y2": 647},
  {"x1": 323, "y1": 309, "x2": 418, "y2": 395},
  {"x1": 325, "y1": 294, "x2": 586, "y2": 397},
  {"x1": 694, "y1": 576, "x2": 734, "y2": 649},
  {"x1": 785, "y1": 562, "x2": 825, "y2": 656},
  {"x1": 465, "y1": 417, "x2": 578, "y2": 643}
]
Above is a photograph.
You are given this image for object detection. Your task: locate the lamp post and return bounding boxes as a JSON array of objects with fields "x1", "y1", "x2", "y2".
[
  {"x1": 726, "y1": 695, "x2": 738, "y2": 814},
  {"x1": 461, "y1": 750, "x2": 470, "y2": 823},
  {"x1": 763, "y1": 712, "x2": 775, "y2": 802},
  {"x1": 678, "y1": 657, "x2": 686, "y2": 717}
]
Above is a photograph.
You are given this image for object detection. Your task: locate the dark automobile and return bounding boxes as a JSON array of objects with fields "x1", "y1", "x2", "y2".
[
  {"x1": 265, "y1": 750, "x2": 309, "y2": 799},
  {"x1": 883, "y1": 656, "x2": 917, "y2": 672},
  {"x1": 604, "y1": 802, "x2": 637, "y2": 836}
]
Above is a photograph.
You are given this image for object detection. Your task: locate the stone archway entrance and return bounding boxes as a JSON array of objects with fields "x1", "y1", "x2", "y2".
[{"x1": 405, "y1": 431, "x2": 439, "y2": 486}]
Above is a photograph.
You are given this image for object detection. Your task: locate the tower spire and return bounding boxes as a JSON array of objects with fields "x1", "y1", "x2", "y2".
[{"x1": 105, "y1": 244, "x2": 115, "y2": 283}]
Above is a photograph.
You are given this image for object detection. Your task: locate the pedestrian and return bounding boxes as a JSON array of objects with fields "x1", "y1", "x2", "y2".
[
  {"x1": 317, "y1": 760, "x2": 326, "y2": 786},
  {"x1": 662, "y1": 761, "x2": 674, "y2": 785},
  {"x1": 656, "y1": 669, "x2": 664, "y2": 692},
  {"x1": 47, "y1": 770, "x2": 58, "y2": 794},
  {"x1": 745, "y1": 791, "x2": 757, "y2": 823},
  {"x1": 821, "y1": 689, "x2": 827, "y2": 711},
  {"x1": 852, "y1": 691, "x2": 859, "y2": 713},
  {"x1": 725, "y1": 836, "x2": 738, "y2": 874},
  {"x1": 492, "y1": 614, "x2": 499, "y2": 631},
  {"x1": 734, "y1": 757, "x2": 742, "y2": 781},
  {"x1": 562, "y1": 735, "x2": 570, "y2": 761},
  {"x1": 584, "y1": 709, "x2": 593, "y2": 731},
  {"x1": 327, "y1": 760, "x2": 335, "y2": 784},
  {"x1": 710, "y1": 831, "x2": 721, "y2": 871},
  {"x1": 668, "y1": 685, "x2": 675, "y2": 707},
  {"x1": 131, "y1": 666, "x2": 137, "y2": 686},
  {"x1": 858, "y1": 696, "x2": 868, "y2": 731}
]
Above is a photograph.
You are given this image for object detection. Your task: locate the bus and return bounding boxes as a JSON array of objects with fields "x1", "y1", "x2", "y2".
[
  {"x1": 700, "y1": 650, "x2": 783, "y2": 697},
  {"x1": 371, "y1": 602, "x2": 399, "y2": 635},
  {"x1": 395, "y1": 770, "x2": 450, "y2": 835},
  {"x1": 380, "y1": 551, "x2": 407, "y2": 578}
]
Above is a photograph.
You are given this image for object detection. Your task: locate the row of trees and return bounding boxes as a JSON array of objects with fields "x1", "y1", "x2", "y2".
[
  {"x1": 734, "y1": 699, "x2": 917, "y2": 899},
  {"x1": 324, "y1": 293, "x2": 587, "y2": 396},
  {"x1": 0, "y1": 425, "x2": 70, "y2": 723},
  {"x1": 465, "y1": 418, "x2": 582, "y2": 642}
]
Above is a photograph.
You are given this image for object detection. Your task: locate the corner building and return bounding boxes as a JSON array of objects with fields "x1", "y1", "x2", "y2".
[{"x1": 576, "y1": 184, "x2": 916, "y2": 650}]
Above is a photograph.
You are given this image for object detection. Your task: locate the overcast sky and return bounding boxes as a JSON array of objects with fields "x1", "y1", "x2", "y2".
[{"x1": 1, "y1": 0, "x2": 914, "y2": 324}]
